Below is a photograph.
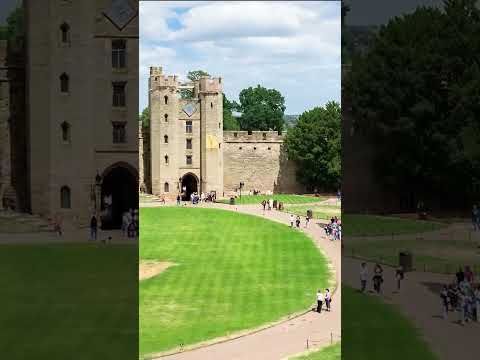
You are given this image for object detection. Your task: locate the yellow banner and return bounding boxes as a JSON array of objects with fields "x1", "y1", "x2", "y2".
[{"x1": 206, "y1": 134, "x2": 218, "y2": 149}]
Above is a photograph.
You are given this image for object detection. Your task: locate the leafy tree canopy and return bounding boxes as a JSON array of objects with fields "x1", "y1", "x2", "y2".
[
  {"x1": 345, "y1": 0, "x2": 480, "y2": 204},
  {"x1": 181, "y1": 70, "x2": 210, "y2": 99},
  {"x1": 139, "y1": 107, "x2": 150, "y2": 127},
  {"x1": 237, "y1": 85, "x2": 286, "y2": 131},
  {"x1": 285, "y1": 101, "x2": 341, "y2": 192},
  {"x1": 223, "y1": 94, "x2": 240, "y2": 130}
]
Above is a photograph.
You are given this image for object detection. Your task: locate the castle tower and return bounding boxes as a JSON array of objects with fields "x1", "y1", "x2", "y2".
[
  {"x1": 149, "y1": 67, "x2": 180, "y2": 196},
  {"x1": 148, "y1": 67, "x2": 223, "y2": 199},
  {"x1": 198, "y1": 76, "x2": 223, "y2": 196}
]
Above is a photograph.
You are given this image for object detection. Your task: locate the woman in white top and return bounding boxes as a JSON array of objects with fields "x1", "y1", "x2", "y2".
[{"x1": 316, "y1": 290, "x2": 324, "y2": 313}]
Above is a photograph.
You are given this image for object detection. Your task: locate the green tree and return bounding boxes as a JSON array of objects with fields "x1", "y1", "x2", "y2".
[
  {"x1": 223, "y1": 94, "x2": 240, "y2": 130},
  {"x1": 181, "y1": 70, "x2": 210, "y2": 99},
  {"x1": 345, "y1": 0, "x2": 480, "y2": 206},
  {"x1": 139, "y1": 107, "x2": 150, "y2": 127},
  {"x1": 237, "y1": 85, "x2": 286, "y2": 131},
  {"x1": 284, "y1": 101, "x2": 341, "y2": 191}
]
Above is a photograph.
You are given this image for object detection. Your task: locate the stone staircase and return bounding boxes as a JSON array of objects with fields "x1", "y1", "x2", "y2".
[{"x1": 0, "y1": 210, "x2": 53, "y2": 232}]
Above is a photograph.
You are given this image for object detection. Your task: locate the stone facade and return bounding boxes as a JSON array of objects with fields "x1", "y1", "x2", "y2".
[
  {"x1": 26, "y1": 0, "x2": 139, "y2": 227},
  {"x1": 0, "y1": 37, "x2": 27, "y2": 211},
  {"x1": 143, "y1": 67, "x2": 304, "y2": 198}
]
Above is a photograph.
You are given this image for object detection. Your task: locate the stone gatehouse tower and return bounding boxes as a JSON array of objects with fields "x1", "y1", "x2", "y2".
[
  {"x1": 25, "y1": 0, "x2": 139, "y2": 228},
  {"x1": 144, "y1": 67, "x2": 305, "y2": 199},
  {"x1": 148, "y1": 67, "x2": 224, "y2": 199}
]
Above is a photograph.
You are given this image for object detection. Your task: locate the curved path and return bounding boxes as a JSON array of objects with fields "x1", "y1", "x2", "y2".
[
  {"x1": 144, "y1": 201, "x2": 341, "y2": 360},
  {"x1": 342, "y1": 257, "x2": 479, "y2": 360}
]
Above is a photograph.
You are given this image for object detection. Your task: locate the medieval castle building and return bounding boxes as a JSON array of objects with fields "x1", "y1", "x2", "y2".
[
  {"x1": 141, "y1": 67, "x2": 303, "y2": 200},
  {"x1": 1, "y1": 0, "x2": 140, "y2": 229}
]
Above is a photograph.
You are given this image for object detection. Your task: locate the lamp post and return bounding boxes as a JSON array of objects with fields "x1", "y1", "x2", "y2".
[
  {"x1": 239, "y1": 181, "x2": 244, "y2": 199},
  {"x1": 94, "y1": 172, "x2": 102, "y2": 211}
]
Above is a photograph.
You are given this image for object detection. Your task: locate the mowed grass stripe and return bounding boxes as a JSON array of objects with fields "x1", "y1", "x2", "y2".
[{"x1": 140, "y1": 207, "x2": 330, "y2": 356}]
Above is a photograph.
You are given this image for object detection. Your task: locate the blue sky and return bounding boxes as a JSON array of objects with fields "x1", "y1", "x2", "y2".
[{"x1": 139, "y1": 1, "x2": 341, "y2": 115}]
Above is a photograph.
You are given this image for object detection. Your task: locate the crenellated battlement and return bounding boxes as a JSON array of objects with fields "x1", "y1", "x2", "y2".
[
  {"x1": 198, "y1": 76, "x2": 222, "y2": 93},
  {"x1": 149, "y1": 66, "x2": 179, "y2": 89},
  {"x1": 223, "y1": 131, "x2": 284, "y2": 143}
]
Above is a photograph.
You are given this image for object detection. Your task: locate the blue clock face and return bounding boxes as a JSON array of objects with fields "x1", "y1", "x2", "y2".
[{"x1": 182, "y1": 103, "x2": 197, "y2": 117}]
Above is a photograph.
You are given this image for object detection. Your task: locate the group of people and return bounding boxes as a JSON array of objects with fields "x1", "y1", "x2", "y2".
[
  {"x1": 121, "y1": 209, "x2": 139, "y2": 238},
  {"x1": 316, "y1": 288, "x2": 332, "y2": 313},
  {"x1": 178, "y1": 192, "x2": 217, "y2": 205},
  {"x1": 289, "y1": 213, "x2": 311, "y2": 228},
  {"x1": 324, "y1": 217, "x2": 341, "y2": 241},
  {"x1": 440, "y1": 266, "x2": 480, "y2": 324},
  {"x1": 359, "y1": 262, "x2": 405, "y2": 294}
]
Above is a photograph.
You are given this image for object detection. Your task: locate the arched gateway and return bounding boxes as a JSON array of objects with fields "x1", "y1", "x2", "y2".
[
  {"x1": 100, "y1": 162, "x2": 138, "y2": 229},
  {"x1": 181, "y1": 173, "x2": 198, "y2": 201}
]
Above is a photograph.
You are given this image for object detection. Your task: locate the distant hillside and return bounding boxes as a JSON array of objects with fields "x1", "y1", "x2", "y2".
[{"x1": 284, "y1": 114, "x2": 299, "y2": 129}]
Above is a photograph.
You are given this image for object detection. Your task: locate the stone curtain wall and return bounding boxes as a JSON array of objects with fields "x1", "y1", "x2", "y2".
[{"x1": 223, "y1": 131, "x2": 304, "y2": 195}]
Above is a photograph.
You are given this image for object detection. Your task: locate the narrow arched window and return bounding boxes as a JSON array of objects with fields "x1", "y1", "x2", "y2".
[
  {"x1": 164, "y1": 95, "x2": 168, "y2": 105},
  {"x1": 164, "y1": 114, "x2": 168, "y2": 122},
  {"x1": 165, "y1": 155, "x2": 169, "y2": 164},
  {"x1": 210, "y1": 102, "x2": 213, "y2": 108},
  {"x1": 60, "y1": 186, "x2": 71, "y2": 209},
  {"x1": 60, "y1": 22, "x2": 70, "y2": 43},
  {"x1": 61, "y1": 121, "x2": 70, "y2": 143},
  {"x1": 164, "y1": 135, "x2": 168, "y2": 143},
  {"x1": 164, "y1": 182, "x2": 169, "y2": 193},
  {"x1": 60, "y1": 73, "x2": 69, "y2": 93}
]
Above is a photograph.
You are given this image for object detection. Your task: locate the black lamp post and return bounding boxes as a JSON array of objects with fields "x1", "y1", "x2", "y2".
[{"x1": 94, "y1": 172, "x2": 102, "y2": 211}]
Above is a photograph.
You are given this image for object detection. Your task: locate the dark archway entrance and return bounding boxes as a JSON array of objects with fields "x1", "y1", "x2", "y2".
[
  {"x1": 181, "y1": 173, "x2": 198, "y2": 201},
  {"x1": 101, "y1": 163, "x2": 138, "y2": 229}
]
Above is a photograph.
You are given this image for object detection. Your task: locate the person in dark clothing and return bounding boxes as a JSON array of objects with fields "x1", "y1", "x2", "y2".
[
  {"x1": 177, "y1": 194, "x2": 181, "y2": 205},
  {"x1": 456, "y1": 268, "x2": 465, "y2": 284},
  {"x1": 396, "y1": 266, "x2": 404, "y2": 291},
  {"x1": 373, "y1": 263, "x2": 383, "y2": 293},
  {"x1": 90, "y1": 215, "x2": 97, "y2": 241}
]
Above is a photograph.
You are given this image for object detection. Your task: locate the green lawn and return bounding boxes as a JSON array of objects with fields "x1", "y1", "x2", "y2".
[
  {"x1": 218, "y1": 194, "x2": 324, "y2": 205},
  {"x1": 282, "y1": 204, "x2": 341, "y2": 221},
  {"x1": 342, "y1": 286, "x2": 437, "y2": 360},
  {"x1": 140, "y1": 207, "x2": 330, "y2": 357},
  {"x1": 343, "y1": 214, "x2": 446, "y2": 236},
  {"x1": 290, "y1": 342, "x2": 340, "y2": 360},
  {"x1": 0, "y1": 244, "x2": 138, "y2": 359}
]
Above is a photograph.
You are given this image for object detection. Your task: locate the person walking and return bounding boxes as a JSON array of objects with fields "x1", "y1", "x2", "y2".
[
  {"x1": 305, "y1": 215, "x2": 310, "y2": 228},
  {"x1": 325, "y1": 289, "x2": 331, "y2": 311},
  {"x1": 177, "y1": 194, "x2": 181, "y2": 205},
  {"x1": 261, "y1": 200, "x2": 267, "y2": 211},
  {"x1": 90, "y1": 215, "x2": 97, "y2": 241},
  {"x1": 475, "y1": 285, "x2": 480, "y2": 322},
  {"x1": 472, "y1": 204, "x2": 479, "y2": 231},
  {"x1": 54, "y1": 214, "x2": 63, "y2": 236},
  {"x1": 316, "y1": 289, "x2": 324, "y2": 313},
  {"x1": 373, "y1": 263, "x2": 383, "y2": 294},
  {"x1": 395, "y1": 266, "x2": 404, "y2": 292},
  {"x1": 295, "y1": 215, "x2": 301, "y2": 228},
  {"x1": 360, "y1": 262, "x2": 368, "y2": 292},
  {"x1": 290, "y1": 214, "x2": 295, "y2": 228},
  {"x1": 440, "y1": 285, "x2": 449, "y2": 319}
]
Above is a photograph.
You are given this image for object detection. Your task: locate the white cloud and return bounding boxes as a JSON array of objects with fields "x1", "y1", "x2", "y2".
[{"x1": 139, "y1": 1, "x2": 341, "y2": 114}]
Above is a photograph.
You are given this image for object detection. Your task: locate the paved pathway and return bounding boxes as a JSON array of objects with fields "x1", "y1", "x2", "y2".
[
  {"x1": 342, "y1": 257, "x2": 479, "y2": 360},
  {"x1": 0, "y1": 227, "x2": 137, "y2": 244},
  {"x1": 145, "y1": 201, "x2": 341, "y2": 360}
]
